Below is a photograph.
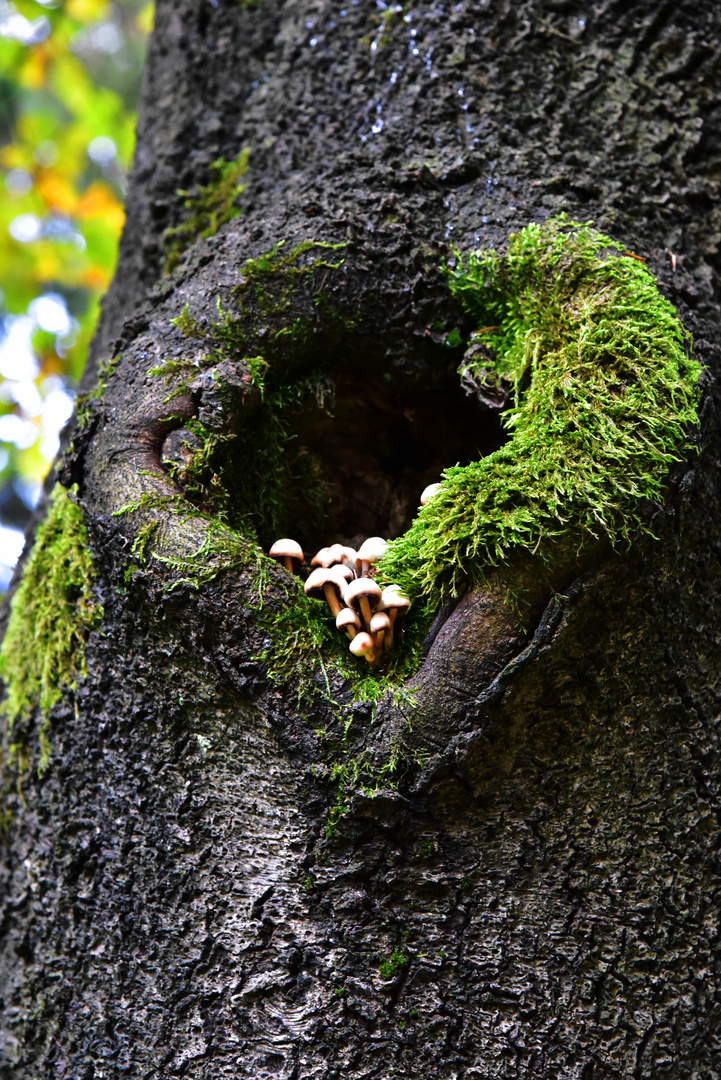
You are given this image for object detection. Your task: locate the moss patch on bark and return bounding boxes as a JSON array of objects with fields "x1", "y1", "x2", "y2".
[
  {"x1": 380, "y1": 217, "x2": 701, "y2": 614},
  {"x1": 0, "y1": 484, "x2": 103, "y2": 772},
  {"x1": 164, "y1": 148, "x2": 250, "y2": 273}
]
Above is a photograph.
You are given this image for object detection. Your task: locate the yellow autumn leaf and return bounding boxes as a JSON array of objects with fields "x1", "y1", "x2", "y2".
[
  {"x1": 75, "y1": 182, "x2": 125, "y2": 232},
  {"x1": 80, "y1": 265, "x2": 111, "y2": 290},
  {"x1": 65, "y1": 0, "x2": 110, "y2": 21},
  {"x1": 18, "y1": 43, "x2": 55, "y2": 90},
  {"x1": 136, "y1": 2, "x2": 154, "y2": 34},
  {"x1": 35, "y1": 252, "x2": 64, "y2": 280},
  {"x1": 36, "y1": 171, "x2": 78, "y2": 214},
  {"x1": 0, "y1": 145, "x2": 25, "y2": 169}
]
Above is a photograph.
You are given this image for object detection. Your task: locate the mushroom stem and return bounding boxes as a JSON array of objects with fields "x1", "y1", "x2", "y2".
[
  {"x1": 359, "y1": 595, "x2": 373, "y2": 630},
  {"x1": 323, "y1": 583, "x2": 344, "y2": 618},
  {"x1": 385, "y1": 609, "x2": 397, "y2": 649},
  {"x1": 283, "y1": 556, "x2": 294, "y2": 574},
  {"x1": 374, "y1": 629, "x2": 386, "y2": 652}
]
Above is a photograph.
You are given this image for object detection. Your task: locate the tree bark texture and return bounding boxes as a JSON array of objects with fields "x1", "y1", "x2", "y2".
[{"x1": 2, "y1": 0, "x2": 721, "y2": 1077}]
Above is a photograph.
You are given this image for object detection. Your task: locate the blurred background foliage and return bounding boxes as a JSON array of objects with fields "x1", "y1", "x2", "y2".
[{"x1": 0, "y1": 0, "x2": 151, "y2": 587}]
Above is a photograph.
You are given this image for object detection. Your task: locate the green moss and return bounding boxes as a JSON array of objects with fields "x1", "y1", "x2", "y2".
[
  {"x1": 113, "y1": 490, "x2": 253, "y2": 591},
  {"x1": 74, "y1": 353, "x2": 122, "y2": 432},
  {"x1": 153, "y1": 520, "x2": 251, "y2": 592},
  {"x1": 228, "y1": 238, "x2": 347, "y2": 324},
  {"x1": 164, "y1": 148, "x2": 250, "y2": 273},
  {"x1": 131, "y1": 520, "x2": 159, "y2": 564},
  {"x1": 170, "y1": 303, "x2": 202, "y2": 339},
  {"x1": 0, "y1": 485, "x2": 103, "y2": 773},
  {"x1": 381, "y1": 216, "x2": 701, "y2": 615},
  {"x1": 379, "y1": 948, "x2": 407, "y2": 981}
]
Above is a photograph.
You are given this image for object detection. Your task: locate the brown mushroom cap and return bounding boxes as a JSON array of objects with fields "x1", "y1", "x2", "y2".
[{"x1": 269, "y1": 538, "x2": 304, "y2": 572}]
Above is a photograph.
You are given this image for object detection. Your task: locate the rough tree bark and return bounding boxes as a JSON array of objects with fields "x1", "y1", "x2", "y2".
[{"x1": 1, "y1": 0, "x2": 721, "y2": 1077}]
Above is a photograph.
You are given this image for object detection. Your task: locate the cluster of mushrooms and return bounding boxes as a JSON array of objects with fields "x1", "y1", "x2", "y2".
[
  {"x1": 268, "y1": 535, "x2": 409, "y2": 666},
  {"x1": 267, "y1": 484, "x2": 441, "y2": 668}
]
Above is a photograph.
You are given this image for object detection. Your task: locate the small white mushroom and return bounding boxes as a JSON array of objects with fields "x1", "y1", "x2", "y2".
[
  {"x1": 324, "y1": 543, "x2": 346, "y2": 567},
  {"x1": 370, "y1": 610, "x2": 391, "y2": 651},
  {"x1": 350, "y1": 631, "x2": 376, "y2": 665},
  {"x1": 269, "y1": 538, "x2": 304, "y2": 574},
  {"x1": 339, "y1": 546, "x2": 358, "y2": 575},
  {"x1": 333, "y1": 563, "x2": 354, "y2": 583},
  {"x1": 420, "y1": 483, "x2": 442, "y2": 506},
  {"x1": 336, "y1": 607, "x2": 361, "y2": 640},
  {"x1": 343, "y1": 577, "x2": 382, "y2": 631},
  {"x1": 305, "y1": 566, "x2": 346, "y2": 618},
  {"x1": 355, "y1": 536, "x2": 387, "y2": 577},
  {"x1": 310, "y1": 546, "x2": 330, "y2": 568},
  {"x1": 377, "y1": 584, "x2": 410, "y2": 649}
]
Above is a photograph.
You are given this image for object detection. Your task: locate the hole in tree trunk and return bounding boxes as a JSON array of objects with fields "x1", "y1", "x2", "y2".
[
  {"x1": 284, "y1": 366, "x2": 505, "y2": 552},
  {"x1": 176, "y1": 340, "x2": 509, "y2": 555}
]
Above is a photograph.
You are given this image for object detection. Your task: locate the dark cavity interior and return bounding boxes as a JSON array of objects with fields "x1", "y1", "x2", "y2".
[{"x1": 279, "y1": 359, "x2": 507, "y2": 554}]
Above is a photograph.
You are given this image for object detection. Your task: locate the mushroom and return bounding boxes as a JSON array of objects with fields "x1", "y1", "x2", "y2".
[
  {"x1": 350, "y1": 631, "x2": 376, "y2": 665},
  {"x1": 340, "y1": 546, "x2": 358, "y2": 575},
  {"x1": 311, "y1": 546, "x2": 330, "y2": 568},
  {"x1": 343, "y1": 577, "x2": 382, "y2": 631},
  {"x1": 370, "y1": 610, "x2": 391, "y2": 651},
  {"x1": 269, "y1": 538, "x2": 304, "y2": 574},
  {"x1": 377, "y1": 585, "x2": 410, "y2": 649},
  {"x1": 323, "y1": 543, "x2": 346, "y2": 566},
  {"x1": 336, "y1": 607, "x2": 361, "y2": 640},
  {"x1": 420, "y1": 483, "x2": 442, "y2": 506},
  {"x1": 304, "y1": 566, "x2": 347, "y2": 618},
  {"x1": 355, "y1": 536, "x2": 387, "y2": 577}
]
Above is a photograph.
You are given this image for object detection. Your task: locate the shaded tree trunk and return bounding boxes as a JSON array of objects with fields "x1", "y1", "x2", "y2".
[{"x1": 2, "y1": 1, "x2": 721, "y2": 1077}]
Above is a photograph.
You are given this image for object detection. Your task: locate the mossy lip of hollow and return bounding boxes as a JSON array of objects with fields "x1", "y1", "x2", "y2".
[
  {"x1": 379, "y1": 216, "x2": 701, "y2": 617},
  {"x1": 0, "y1": 483, "x2": 103, "y2": 774}
]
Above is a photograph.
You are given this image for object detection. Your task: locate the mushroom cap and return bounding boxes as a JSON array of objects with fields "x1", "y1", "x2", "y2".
[
  {"x1": 304, "y1": 566, "x2": 346, "y2": 602},
  {"x1": 339, "y1": 546, "x2": 358, "y2": 571},
  {"x1": 324, "y1": 543, "x2": 347, "y2": 566},
  {"x1": 420, "y1": 482, "x2": 442, "y2": 505},
  {"x1": 333, "y1": 563, "x2": 354, "y2": 583},
  {"x1": 336, "y1": 608, "x2": 361, "y2": 632},
  {"x1": 343, "y1": 576, "x2": 382, "y2": 613},
  {"x1": 377, "y1": 585, "x2": 411, "y2": 613},
  {"x1": 370, "y1": 611, "x2": 391, "y2": 633},
  {"x1": 355, "y1": 536, "x2": 387, "y2": 572},
  {"x1": 349, "y1": 631, "x2": 375, "y2": 658},
  {"x1": 310, "y1": 546, "x2": 330, "y2": 567},
  {"x1": 269, "y1": 538, "x2": 304, "y2": 565}
]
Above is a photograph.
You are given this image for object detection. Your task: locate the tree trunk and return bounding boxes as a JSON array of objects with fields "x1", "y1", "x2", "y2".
[{"x1": 2, "y1": 1, "x2": 721, "y2": 1077}]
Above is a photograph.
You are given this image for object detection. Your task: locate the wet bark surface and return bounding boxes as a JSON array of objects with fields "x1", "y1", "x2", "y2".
[{"x1": 2, "y1": 0, "x2": 721, "y2": 1076}]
